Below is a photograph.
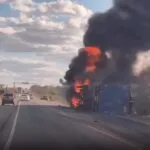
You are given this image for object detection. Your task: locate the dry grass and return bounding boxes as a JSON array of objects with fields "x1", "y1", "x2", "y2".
[{"x1": 30, "y1": 85, "x2": 68, "y2": 105}]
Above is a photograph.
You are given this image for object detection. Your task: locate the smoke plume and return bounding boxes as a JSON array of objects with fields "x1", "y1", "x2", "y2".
[
  {"x1": 85, "y1": 0, "x2": 150, "y2": 76},
  {"x1": 64, "y1": 0, "x2": 150, "y2": 109}
]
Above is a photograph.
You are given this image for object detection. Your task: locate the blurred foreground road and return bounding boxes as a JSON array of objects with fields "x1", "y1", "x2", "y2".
[{"x1": 0, "y1": 99, "x2": 150, "y2": 150}]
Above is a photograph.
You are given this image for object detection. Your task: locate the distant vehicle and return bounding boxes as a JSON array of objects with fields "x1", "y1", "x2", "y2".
[
  {"x1": 1, "y1": 92, "x2": 15, "y2": 105},
  {"x1": 40, "y1": 96, "x2": 48, "y2": 100},
  {"x1": 20, "y1": 94, "x2": 30, "y2": 101}
]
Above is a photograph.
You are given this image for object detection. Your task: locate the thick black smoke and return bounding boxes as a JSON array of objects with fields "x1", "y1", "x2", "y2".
[
  {"x1": 85, "y1": 0, "x2": 150, "y2": 50},
  {"x1": 84, "y1": 0, "x2": 150, "y2": 76},
  {"x1": 64, "y1": 48, "x2": 107, "y2": 84},
  {"x1": 65, "y1": 0, "x2": 150, "y2": 85},
  {"x1": 64, "y1": 0, "x2": 150, "y2": 109},
  {"x1": 64, "y1": 48, "x2": 86, "y2": 84}
]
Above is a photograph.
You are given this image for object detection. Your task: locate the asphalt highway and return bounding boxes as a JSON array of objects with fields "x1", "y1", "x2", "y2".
[{"x1": 0, "y1": 99, "x2": 150, "y2": 150}]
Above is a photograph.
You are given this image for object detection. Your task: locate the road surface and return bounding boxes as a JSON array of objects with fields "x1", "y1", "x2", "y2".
[{"x1": 0, "y1": 99, "x2": 149, "y2": 150}]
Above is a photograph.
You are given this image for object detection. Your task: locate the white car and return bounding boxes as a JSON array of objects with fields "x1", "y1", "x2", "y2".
[{"x1": 20, "y1": 94, "x2": 30, "y2": 101}]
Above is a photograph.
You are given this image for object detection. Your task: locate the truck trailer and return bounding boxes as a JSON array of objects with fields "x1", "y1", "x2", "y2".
[{"x1": 93, "y1": 84, "x2": 135, "y2": 116}]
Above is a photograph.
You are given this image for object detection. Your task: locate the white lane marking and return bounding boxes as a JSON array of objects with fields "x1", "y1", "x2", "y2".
[
  {"x1": 3, "y1": 101, "x2": 21, "y2": 150},
  {"x1": 55, "y1": 109, "x2": 143, "y2": 149},
  {"x1": 51, "y1": 108, "x2": 144, "y2": 149},
  {"x1": 87, "y1": 125, "x2": 142, "y2": 150},
  {"x1": 54, "y1": 109, "x2": 142, "y2": 149}
]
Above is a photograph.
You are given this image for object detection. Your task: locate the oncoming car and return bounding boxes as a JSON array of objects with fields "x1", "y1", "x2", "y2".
[
  {"x1": 20, "y1": 94, "x2": 30, "y2": 101},
  {"x1": 40, "y1": 96, "x2": 49, "y2": 101},
  {"x1": 1, "y1": 92, "x2": 15, "y2": 105}
]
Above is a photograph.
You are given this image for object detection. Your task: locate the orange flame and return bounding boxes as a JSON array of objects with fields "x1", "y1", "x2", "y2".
[
  {"x1": 71, "y1": 97, "x2": 80, "y2": 108},
  {"x1": 87, "y1": 56, "x2": 100, "y2": 64},
  {"x1": 71, "y1": 46, "x2": 102, "y2": 109},
  {"x1": 84, "y1": 46, "x2": 102, "y2": 56},
  {"x1": 84, "y1": 78, "x2": 91, "y2": 85},
  {"x1": 71, "y1": 78, "x2": 91, "y2": 108},
  {"x1": 85, "y1": 65, "x2": 96, "y2": 72},
  {"x1": 84, "y1": 46, "x2": 102, "y2": 73},
  {"x1": 74, "y1": 80, "x2": 82, "y2": 93}
]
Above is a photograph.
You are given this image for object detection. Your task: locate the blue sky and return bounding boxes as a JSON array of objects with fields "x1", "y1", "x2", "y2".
[
  {"x1": 0, "y1": 0, "x2": 113, "y2": 17},
  {"x1": 78, "y1": 0, "x2": 113, "y2": 12},
  {"x1": 0, "y1": 0, "x2": 113, "y2": 86}
]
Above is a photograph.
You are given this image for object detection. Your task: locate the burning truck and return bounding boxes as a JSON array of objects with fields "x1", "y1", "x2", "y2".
[
  {"x1": 65, "y1": 71, "x2": 135, "y2": 115},
  {"x1": 64, "y1": 46, "x2": 107, "y2": 110},
  {"x1": 64, "y1": 0, "x2": 150, "y2": 115}
]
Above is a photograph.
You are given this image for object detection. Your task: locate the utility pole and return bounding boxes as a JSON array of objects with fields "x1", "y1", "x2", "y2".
[
  {"x1": 13, "y1": 81, "x2": 15, "y2": 89},
  {"x1": 13, "y1": 81, "x2": 16, "y2": 95}
]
